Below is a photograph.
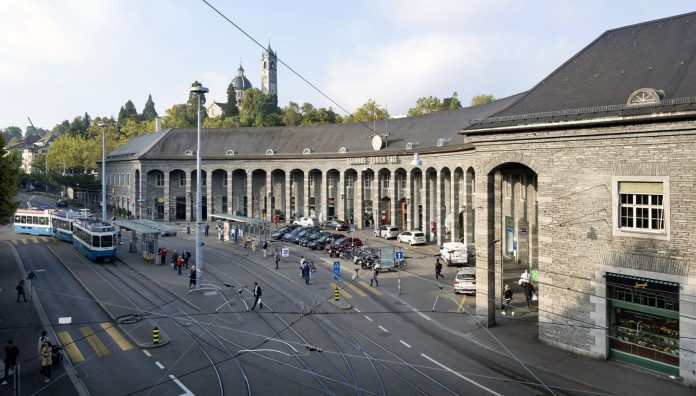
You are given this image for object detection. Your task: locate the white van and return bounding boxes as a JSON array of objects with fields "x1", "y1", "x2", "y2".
[
  {"x1": 453, "y1": 267, "x2": 476, "y2": 294},
  {"x1": 440, "y1": 242, "x2": 468, "y2": 266}
]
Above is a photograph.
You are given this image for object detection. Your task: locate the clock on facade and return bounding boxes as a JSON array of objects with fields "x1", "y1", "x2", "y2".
[{"x1": 371, "y1": 135, "x2": 383, "y2": 151}]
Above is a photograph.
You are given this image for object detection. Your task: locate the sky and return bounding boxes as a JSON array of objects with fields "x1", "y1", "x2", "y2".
[{"x1": 1, "y1": 0, "x2": 695, "y2": 133}]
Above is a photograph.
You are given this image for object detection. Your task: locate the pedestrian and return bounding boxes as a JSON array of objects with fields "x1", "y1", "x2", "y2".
[
  {"x1": 503, "y1": 285, "x2": 514, "y2": 315},
  {"x1": 370, "y1": 263, "x2": 381, "y2": 287},
  {"x1": 274, "y1": 249, "x2": 280, "y2": 269},
  {"x1": 309, "y1": 261, "x2": 317, "y2": 283},
  {"x1": 519, "y1": 269, "x2": 531, "y2": 285},
  {"x1": 117, "y1": 229, "x2": 122, "y2": 244},
  {"x1": 523, "y1": 281, "x2": 536, "y2": 309},
  {"x1": 189, "y1": 266, "x2": 197, "y2": 289},
  {"x1": 171, "y1": 250, "x2": 179, "y2": 266},
  {"x1": 299, "y1": 256, "x2": 306, "y2": 277},
  {"x1": 435, "y1": 257, "x2": 444, "y2": 280},
  {"x1": 250, "y1": 282, "x2": 263, "y2": 310},
  {"x1": 160, "y1": 248, "x2": 167, "y2": 266},
  {"x1": 262, "y1": 240, "x2": 269, "y2": 258},
  {"x1": 16, "y1": 280, "x2": 27, "y2": 303},
  {"x1": 38, "y1": 330, "x2": 49, "y2": 358},
  {"x1": 302, "y1": 261, "x2": 310, "y2": 285},
  {"x1": 205, "y1": 223, "x2": 210, "y2": 237},
  {"x1": 176, "y1": 256, "x2": 184, "y2": 275},
  {"x1": 40, "y1": 341, "x2": 52, "y2": 383},
  {"x1": 181, "y1": 250, "x2": 189, "y2": 269},
  {"x1": 187, "y1": 223, "x2": 191, "y2": 234},
  {"x1": 219, "y1": 228, "x2": 224, "y2": 241},
  {"x1": 2, "y1": 340, "x2": 19, "y2": 386}
]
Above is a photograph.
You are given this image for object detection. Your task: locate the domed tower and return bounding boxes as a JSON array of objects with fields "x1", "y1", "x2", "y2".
[
  {"x1": 231, "y1": 63, "x2": 253, "y2": 107},
  {"x1": 261, "y1": 44, "x2": 277, "y2": 95}
]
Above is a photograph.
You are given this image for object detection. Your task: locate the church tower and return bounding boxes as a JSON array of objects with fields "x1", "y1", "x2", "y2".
[{"x1": 261, "y1": 44, "x2": 277, "y2": 95}]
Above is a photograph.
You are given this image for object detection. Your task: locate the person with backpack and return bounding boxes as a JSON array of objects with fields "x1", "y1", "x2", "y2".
[
  {"x1": 435, "y1": 258, "x2": 444, "y2": 280},
  {"x1": 370, "y1": 263, "x2": 381, "y2": 287},
  {"x1": 1, "y1": 340, "x2": 19, "y2": 386}
]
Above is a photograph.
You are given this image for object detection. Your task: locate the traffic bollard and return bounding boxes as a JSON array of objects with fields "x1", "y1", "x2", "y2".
[
  {"x1": 153, "y1": 326, "x2": 159, "y2": 344},
  {"x1": 334, "y1": 287, "x2": 339, "y2": 301}
]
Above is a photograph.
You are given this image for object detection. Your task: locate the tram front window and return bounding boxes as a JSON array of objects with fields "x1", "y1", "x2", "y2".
[{"x1": 101, "y1": 235, "x2": 113, "y2": 247}]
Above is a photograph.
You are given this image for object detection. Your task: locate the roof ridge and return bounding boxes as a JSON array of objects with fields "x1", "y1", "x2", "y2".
[{"x1": 603, "y1": 10, "x2": 696, "y2": 34}]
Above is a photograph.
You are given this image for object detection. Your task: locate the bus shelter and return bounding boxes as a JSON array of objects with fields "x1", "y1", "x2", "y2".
[
  {"x1": 210, "y1": 213, "x2": 273, "y2": 246},
  {"x1": 113, "y1": 219, "x2": 165, "y2": 264}
]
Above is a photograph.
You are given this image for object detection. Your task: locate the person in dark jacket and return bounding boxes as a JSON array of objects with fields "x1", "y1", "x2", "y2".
[
  {"x1": 251, "y1": 282, "x2": 263, "y2": 310},
  {"x1": 16, "y1": 280, "x2": 27, "y2": 303},
  {"x1": 435, "y1": 258, "x2": 444, "y2": 280},
  {"x1": 503, "y1": 285, "x2": 514, "y2": 316},
  {"x1": 523, "y1": 281, "x2": 536, "y2": 309},
  {"x1": 189, "y1": 266, "x2": 197, "y2": 289},
  {"x1": 2, "y1": 340, "x2": 19, "y2": 385}
]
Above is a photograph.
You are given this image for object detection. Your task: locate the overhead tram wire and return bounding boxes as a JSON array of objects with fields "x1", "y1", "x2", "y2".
[{"x1": 199, "y1": 0, "x2": 380, "y2": 134}]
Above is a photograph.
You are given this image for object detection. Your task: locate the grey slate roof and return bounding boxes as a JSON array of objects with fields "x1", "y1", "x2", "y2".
[
  {"x1": 466, "y1": 12, "x2": 696, "y2": 130},
  {"x1": 108, "y1": 93, "x2": 524, "y2": 160}
]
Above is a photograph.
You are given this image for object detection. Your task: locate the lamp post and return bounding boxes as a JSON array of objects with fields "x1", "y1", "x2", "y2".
[
  {"x1": 190, "y1": 85, "x2": 209, "y2": 289},
  {"x1": 98, "y1": 122, "x2": 108, "y2": 221}
]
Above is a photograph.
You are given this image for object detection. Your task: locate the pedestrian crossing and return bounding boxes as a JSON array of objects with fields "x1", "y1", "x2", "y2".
[
  {"x1": 57, "y1": 322, "x2": 134, "y2": 363},
  {"x1": 9, "y1": 236, "x2": 51, "y2": 245},
  {"x1": 329, "y1": 279, "x2": 384, "y2": 299}
]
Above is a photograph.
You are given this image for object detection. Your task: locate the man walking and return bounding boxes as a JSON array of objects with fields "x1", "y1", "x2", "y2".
[
  {"x1": 176, "y1": 255, "x2": 184, "y2": 275},
  {"x1": 205, "y1": 223, "x2": 210, "y2": 237},
  {"x1": 182, "y1": 250, "x2": 190, "y2": 269},
  {"x1": 523, "y1": 280, "x2": 536, "y2": 309},
  {"x1": 189, "y1": 266, "x2": 197, "y2": 289},
  {"x1": 159, "y1": 248, "x2": 167, "y2": 266},
  {"x1": 16, "y1": 280, "x2": 27, "y2": 302},
  {"x1": 274, "y1": 249, "x2": 280, "y2": 269},
  {"x1": 251, "y1": 282, "x2": 263, "y2": 310},
  {"x1": 435, "y1": 258, "x2": 444, "y2": 280},
  {"x1": 262, "y1": 240, "x2": 269, "y2": 258},
  {"x1": 503, "y1": 285, "x2": 514, "y2": 315},
  {"x1": 302, "y1": 261, "x2": 310, "y2": 285},
  {"x1": 370, "y1": 263, "x2": 381, "y2": 287},
  {"x1": 2, "y1": 340, "x2": 19, "y2": 386}
]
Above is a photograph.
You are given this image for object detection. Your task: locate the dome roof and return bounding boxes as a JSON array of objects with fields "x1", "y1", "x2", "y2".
[{"x1": 232, "y1": 75, "x2": 252, "y2": 91}]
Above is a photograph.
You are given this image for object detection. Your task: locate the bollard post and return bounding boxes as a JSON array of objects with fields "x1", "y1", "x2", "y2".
[
  {"x1": 334, "y1": 287, "x2": 339, "y2": 301},
  {"x1": 153, "y1": 326, "x2": 159, "y2": 344}
]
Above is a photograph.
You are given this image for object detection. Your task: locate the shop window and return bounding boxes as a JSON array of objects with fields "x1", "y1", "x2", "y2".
[{"x1": 613, "y1": 177, "x2": 669, "y2": 240}]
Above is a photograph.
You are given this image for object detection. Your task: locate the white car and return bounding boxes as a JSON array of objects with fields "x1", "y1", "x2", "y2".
[
  {"x1": 440, "y1": 242, "x2": 469, "y2": 266},
  {"x1": 293, "y1": 216, "x2": 319, "y2": 227},
  {"x1": 397, "y1": 230, "x2": 426, "y2": 245},
  {"x1": 453, "y1": 267, "x2": 476, "y2": 294},
  {"x1": 374, "y1": 225, "x2": 400, "y2": 239}
]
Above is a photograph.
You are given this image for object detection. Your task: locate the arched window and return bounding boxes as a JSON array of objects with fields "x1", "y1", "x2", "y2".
[
  {"x1": 184, "y1": 150, "x2": 193, "y2": 156},
  {"x1": 338, "y1": 147, "x2": 348, "y2": 153},
  {"x1": 226, "y1": 149, "x2": 236, "y2": 156},
  {"x1": 406, "y1": 142, "x2": 414, "y2": 150},
  {"x1": 265, "y1": 149, "x2": 275, "y2": 155},
  {"x1": 303, "y1": 148, "x2": 312, "y2": 155},
  {"x1": 627, "y1": 88, "x2": 664, "y2": 106}
]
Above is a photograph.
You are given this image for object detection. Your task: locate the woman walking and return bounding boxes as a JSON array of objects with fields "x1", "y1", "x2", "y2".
[
  {"x1": 502, "y1": 285, "x2": 514, "y2": 316},
  {"x1": 40, "y1": 341, "x2": 52, "y2": 383},
  {"x1": 189, "y1": 266, "x2": 197, "y2": 289}
]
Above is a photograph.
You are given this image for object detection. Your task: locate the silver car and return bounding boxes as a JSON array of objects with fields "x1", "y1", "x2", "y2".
[
  {"x1": 397, "y1": 230, "x2": 426, "y2": 245},
  {"x1": 374, "y1": 225, "x2": 400, "y2": 239}
]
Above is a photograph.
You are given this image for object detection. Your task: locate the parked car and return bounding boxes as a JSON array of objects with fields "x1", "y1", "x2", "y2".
[
  {"x1": 56, "y1": 199, "x2": 68, "y2": 208},
  {"x1": 298, "y1": 229, "x2": 326, "y2": 246},
  {"x1": 322, "y1": 219, "x2": 349, "y2": 231},
  {"x1": 272, "y1": 225, "x2": 299, "y2": 240},
  {"x1": 397, "y1": 230, "x2": 426, "y2": 245},
  {"x1": 281, "y1": 226, "x2": 308, "y2": 242},
  {"x1": 326, "y1": 237, "x2": 363, "y2": 251},
  {"x1": 374, "y1": 225, "x2": 400, "y2": 239},
  {"x1": 293, "y1": 216, "x2": 319, "y2": 227},
  {"x1": 308, "y1": 233, "x2": 344, "y2": 250},
  {"x1": 287, "y1": 227, "x2": 318, "y2": 244},
  {"x1": 440, "y1": 242, "x2": 469, "y2": 266},
  {"x1": 453, "y1": 267, "x2": 476, "y2": 294}
]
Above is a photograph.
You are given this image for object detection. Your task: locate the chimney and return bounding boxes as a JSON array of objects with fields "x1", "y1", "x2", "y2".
[{"x1": 155, "y1": 117, "x2": 162, "y2": 132}]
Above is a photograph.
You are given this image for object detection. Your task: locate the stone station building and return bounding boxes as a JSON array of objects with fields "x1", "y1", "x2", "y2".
[{"x1": 105, "y1": 13, "x2": 696, "y2": 384}]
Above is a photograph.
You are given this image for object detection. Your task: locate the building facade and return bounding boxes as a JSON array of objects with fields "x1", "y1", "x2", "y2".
[{"x1": 105, "y1": 13, "x2": 696, "y2": 384}]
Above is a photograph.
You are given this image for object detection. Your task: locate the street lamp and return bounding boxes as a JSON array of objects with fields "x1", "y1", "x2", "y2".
[
  {"x1": 190, "y1": 85, "x2": 209, "y2": 289},
  {"x1": 98, "y1": 122, "x2": 108, "y2": 221}
]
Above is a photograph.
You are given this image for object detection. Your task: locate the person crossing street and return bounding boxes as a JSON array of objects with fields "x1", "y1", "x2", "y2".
[{"x1": 250, "y1": 282, "x2": 263, "y2": 310}]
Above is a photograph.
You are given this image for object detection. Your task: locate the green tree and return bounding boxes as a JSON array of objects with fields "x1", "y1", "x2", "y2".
[
  {"x1": 65, "y1": 116, "x2": 87, "y2": 138},
  {"x1": 282, "y1": 102, "x2": 302, "y2": 126},
  {"x1": 441, "y1": 92, "x2": 462, "y2": 110},
  {"x1": 118, "y1": 100, "x2": 139, "y2": 125},
  {"x1": 1, "y1": 126, "x2": 22, "y2": 142},
  {"x1": 142, "y1": 94, "x2": 158, "y2": 121},
  {"x1": 0, "y1": 136, "x2": 19, "y2": 223},
  {"x1": 51, "y1": 120, "x2": 70, "y2": 137},
  {"x1": 470, "y1": 94, "x2": 496, "y2": 106},
  {"x1": 82, "y1": 112, "x2": 92, "y2": 130},
  {"x1": 186, "y1": 81, "x2": 208, "y2": 125},
  {"x1": 162, "y1": 104, "x2": 193, "y2": 128},
  {"x1": 408, "y1": 96, "x2": 443, "y2": 117},
  {"x1": 343, "y1": 99, "x2": 385, "y2": 124},
  {"x1": 225, "y1": 83, "x2": 239, "y2": 117}
]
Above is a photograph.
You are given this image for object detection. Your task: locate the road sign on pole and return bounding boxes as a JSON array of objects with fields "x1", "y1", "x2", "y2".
[
  {"x1": 395, "y1": 251, "x2": 404, "y2": 260},
  {"x1": 333, "y1": 261, "x2": 340, "y2": 274},
  {"x1": 333, "y1": 273, "x2": 340, "y2": 281}
]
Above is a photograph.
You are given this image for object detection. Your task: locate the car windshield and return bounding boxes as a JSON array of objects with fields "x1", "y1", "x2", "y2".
[
  {"x1": 457, "y1": 273, "x2": 475, "y2": 280},
  {"x1": 414, "y1": 232, "x2": 425, "y2": 237}
]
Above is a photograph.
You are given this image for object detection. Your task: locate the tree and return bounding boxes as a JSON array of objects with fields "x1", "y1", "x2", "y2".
[
  {"x1": 470, "y1": 94, "x2": 496, "y2": 106},
  {"x1": 162, "y1": 104, "x2": 193, "y2": 128},
  {"x1": 51, "y1": 120, "x2": 71, "y2": 137},
  {"x1": 142, "y1": 94, "x2": 158, "y2": 121},
  {"x1": 441, "y1": 92, "x2": 462, "y2": 111},
  {"x1": 282, "y1": 102, "x2": 302, "y2": 126},
  {"x1": 0, "y1": 136, "x2": 19, "y2": 223},
  {"x1": 186, "y1": 81, "x2": 208, "y2": 125},
  {"x1": 118, "y1": 100, "x2": 139, "y2": 125},
  {"x1": 407, "y1": 96, "x2": 443, "y2": 117},
  {"x1": 65, "y1": 116, "x2": 87, "y2": 138},
  {"x1": 224, "y1": 83, "x2": 239, "y2": 117},
  {"x1": 1, "y1": 126, "x2": 22, "y2": 142},
  {"x1": 343, "y1": 99, "x2": 385, "y2": 124},
  {"x1": 82, "y1": 112, "x2": 92, "y2": 130}
]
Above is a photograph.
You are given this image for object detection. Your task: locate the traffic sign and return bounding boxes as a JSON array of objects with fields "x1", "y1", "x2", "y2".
[
  {"x1": 333, "y1": 273, "x2": 340, "y2": 281},
  {"x1": 333, "y1": 261, "x2": 340, "y2": 274},
  {"x1": 350, "y1": 224, "x2": 356, "y2": 232},
  {"x1": 395, "y1": 251, "x2": 404, "y2": 260}
]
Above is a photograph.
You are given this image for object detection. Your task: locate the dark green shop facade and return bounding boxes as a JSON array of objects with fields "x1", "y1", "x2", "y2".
[{"x1": 607, "y1": 273, "x2": 680, "y2": 375}]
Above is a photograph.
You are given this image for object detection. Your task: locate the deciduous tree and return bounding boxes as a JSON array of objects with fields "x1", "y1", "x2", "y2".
[
  {"x1": 0, "y1": 136, "x2": 19, "y2": 223},
  {"x1": 470, "y1": 94, "x2": 496, "y2": 106}
]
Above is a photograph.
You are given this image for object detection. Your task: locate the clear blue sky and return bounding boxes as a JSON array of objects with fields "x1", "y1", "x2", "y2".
[{"x1": 1, "y1": 0, "x2": 694, "y2": 132}]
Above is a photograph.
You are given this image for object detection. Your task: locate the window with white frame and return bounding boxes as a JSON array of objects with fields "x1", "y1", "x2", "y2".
[
  {"x1": 619, "y1": 182, "x2": 664, "y2": 232},
  {"x1": 346, "y1": 174, "x2": 354, "y2": 188},
  {"x1": 364, "y1": 174, "x2": 373, "y2": 188},
  {"x1": 127, "y1": 173, "x2": 130, "y2": 186},
  {"x1": 179, "y1": 173, "x2": 185, "y2": 187},
  {"x1": 309, "y1": 174, "x2": 315, "y2": 188},
  {"x1": 156, "y1": 173, "x2": 164, "y2": 186},
  {"x1": 382, "y1": 173, "x2": 390, "y2": 190}
]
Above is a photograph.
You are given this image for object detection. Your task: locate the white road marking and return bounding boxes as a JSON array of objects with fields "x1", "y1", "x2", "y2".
[
  {"x1": 204, "y1": 291, "x2": 217, "y2": 296},
  {"x1": 58, "y1": 317, "x2": 72, "y2": 324},
  {"x1": 378, "y1": 325, "x2": 389, "y2": 333},
  {"x1": 400, "y1": 340, "x2": 412, "y2": 348},
  {"x1": 364, "y1": 315, "x2": 373, "y2": 322},
  {"x1": 35, "y1": 269, "x2": 46, "y2": 272},
  {"x1": 421, "y1": 353, "x2": 503, "y2": 396},
  {"x1": 411, "y1": 307, "x2": 433, "y2": 321},
  {"x1": 169, "y1": 374, "x2": 195, "y2": 396},
  {"x1": 143, "y1": 350, "x2": 152, "y2": 357},
  {"x1": 353, "y1": 307, "x2": 361, "y2": 313},
  {"x1": 155, "y1": 361, "x2": 164, "y2": 369}
]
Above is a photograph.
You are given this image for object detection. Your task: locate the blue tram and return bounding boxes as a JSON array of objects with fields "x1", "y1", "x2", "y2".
[
  {"x1": 71, "y1": 218, "x2": 116, "y2": 261},
  {"x1": 51, "y1": 210, "x2": 80, "y2": 242},
  {"x1": 13, "y1": 209, "x2": 53, "y2": 236}
]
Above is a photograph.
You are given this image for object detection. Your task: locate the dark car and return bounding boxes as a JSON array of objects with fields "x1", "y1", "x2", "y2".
[
  {"x1": 324, "y1": 236, "x2": 363, "y2": 252},
  {"x1": 56, "y1": 199, "x2": 68, "y2": 208},
  {"x1": 286, "y1": 227, "x2": 316, "y2": 244},
  {"x1": 308, "y1": 233, "x2": 344, "y2": 250},
  {"x1": 299, "y1": 230, "x2": 329, "y2": 247},
  {"x1": 322, "y1": 220, "x2": 349, "y2": 231},
  {"x1": 281, "y1": 226, "x2": 307, "y2": 242},
  {"x1": 272, "y1": 225, "x2": 298, "y2": 240}
]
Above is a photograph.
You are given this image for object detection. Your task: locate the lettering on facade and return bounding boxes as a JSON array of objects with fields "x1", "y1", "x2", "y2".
[
  {"x1": 634, "y1": 282, "x2": 648, "y2": 289},
  {"x1": 347, "y1": 156, "x2": 400, "y2": 165}
]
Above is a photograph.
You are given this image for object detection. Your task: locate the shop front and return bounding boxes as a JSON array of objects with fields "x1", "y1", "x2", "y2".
[{"x1": 606, "y1": 273, "x2": 679, "y2": 375}]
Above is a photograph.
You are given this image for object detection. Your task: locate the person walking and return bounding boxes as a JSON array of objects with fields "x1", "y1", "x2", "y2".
[
  {"x1": 520, "y1": 269, "x2": 531, "y2": 285},
  {"x1": 187, "y1": 223, "x2": 191, "y2": 234},
  {"x1": 16, "y1": 280, "x2": 27, "y2": 303},
  {"x1": 435, "y1": 258, "x2": 444, "y2": 280},
  {"x1": 299, "y1": 256, "x2": 307, "y2": 277},
  {"x1": 250, "y1": 282, "x2": 263, "y2": 310},
  {"x1": 370, "y1": 263, "x2": 381, "y2": 287},
  {"x1": 176, "y1": 255, "x2": 184, "y2": 275},
  {"x1": 302, "y1": 261, "x2": 310, "y2": 285},
  {"x1": 204, "y1": 223, "x2": 210, "y2": 237},
  {"x1": 159, "y1": 248, "x2": 167, "y2": 266},
  {"x1": 503, "y1": 285, "x2": 514, "y2": 316},
  {"x1": 189, "y1": 266, "x2": 197, "y2": 289},
  {"x1": 523, "y1": 281, "x2": 536, "y2": 309},
  {"x1": 182, "y1": 250, "x2": 190, "y2": 269},
  {"x1": 308, "y1": 261, "x2": 317, "y2": 283},
  {"x1": 38, "y1": 330, "x2": 49, "y2": 358},
  {"x1": 40, "y1": 341, "x2": 52, "y2": 383},
  {"x1": 262, "y1": 240, "x2": 269, "y2": 258},
  {"x1": 274, "y1": 249, "x2": 280, "y2": 269},
  {"x1": 1, "y1": 340, "x2": 19, "y2": 386}
]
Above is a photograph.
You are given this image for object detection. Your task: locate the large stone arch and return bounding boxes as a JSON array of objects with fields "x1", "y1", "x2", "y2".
[
  {"x1": 479, "y1": 152, "x2": 545, "y2": 177},
  {"x1": 146, "y1": 169, "x2": 165, "y2": 220},
  {"x1": 168, "y1": 169, "x2": 187, "y2": 221}
]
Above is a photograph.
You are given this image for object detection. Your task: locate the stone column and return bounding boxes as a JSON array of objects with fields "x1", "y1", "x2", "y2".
[
  {"x1": 355, "y1": 171, "x2": 363, "y2": 229},
  {"x1": 163, "y1": 171, "x2": 170, "y2": 222},
  {"x1": 390, "y1": 170, "x2": 397, "y2": 227},
  {"x1": 372, "y1": 171, "x2": 379, "y2": 232},
  {"x1": 451, "y1": 173, "x2": 457, "y2": 242},
  {"x1": 420, "y1": 172, "x2": 427, "y2": 233},
  {"x1": 435, "y1": 169, "x2": 442, "y2": 246},
  {"x1": 285, "y1": 171, "x2": 292, "y2": 220},
  {"x1": 405, "y1": 170, "x2": 412, "y2": 231},
  {"x1": 475, "y1": 170, "x2": 502, "y2": 328},
  {"x1": 227, "y1": 170, "x2": 233, "y2": 214},
  {"x1": 266, "y1": 171, "x2": 272, "y2": 221},
  {"x1": 206, "y1": 170, "x2": 213, "y2": 220},
  {"x1": 304, "y1": 171, "x2": 311, "y2": 217},
  {"x1": 185, "y1": 170, "x2": 192, "y2": 222},
  {"x1": 246, "y1": 170, "x2": 253, "y2": 218},
  {"x1": 319, "y1": 171, "x2": 327, "y2": 221},
  {"x1": 337, "y1": 170, "x2": 345, "y2": 221}
]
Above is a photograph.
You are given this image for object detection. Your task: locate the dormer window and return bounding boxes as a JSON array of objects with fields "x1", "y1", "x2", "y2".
[
  {"x1": 265, "y1": 149, "x2": 275, "y2": 155},
  {"x1": 302, "y1": 148, "x2": 312, "y2": 155},
  {"x1": 627, "y1": 88, "x2": 664, "y2": 106},
  {"x1": 406, "y1": 142, "x2": 414, "y2": 150},
  {"x1": 184, "y1": 150, "x2": 193, "y2": 156},
  {"x1": 226, "y1": 149, "x2": 236, "y2": 156},
  {"x1": 338, "y1": 147, "x2": 348, "y2": 153}
]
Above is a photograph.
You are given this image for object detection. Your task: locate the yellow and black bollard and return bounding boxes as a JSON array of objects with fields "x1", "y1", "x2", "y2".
[
  {"x1": 334, "y1": 287, "x2": 339, "y2": 301},
  {"x1": 153, "y1": 326, "x2": 159, "y2": 344}
]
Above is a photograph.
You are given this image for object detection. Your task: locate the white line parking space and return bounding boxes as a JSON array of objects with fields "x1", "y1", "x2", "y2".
[
  {"x1": 378, "y1": 325, "x2": 389, "y2": 333},
  {"x1": 143, "y1": 350, "x2": 152, "y2": 357},
  {"x1": 364, "y1": 315, "x2": 373, "y2": 322},
  {"x1": 169, "y1": 374, "x2": 195, "y2": 396},
  {"x1": 353, "y1": 307, "x2": 361, "y2": 313},
  {"x1": 400, "y1": 340, "x2": 412, "y2": 348},
  {"x1": 155, "y1": 361, "x2": 165, "y2": 369},
  {"x1": 421, "y1": 353, "x2": 502, "y2": 396}
]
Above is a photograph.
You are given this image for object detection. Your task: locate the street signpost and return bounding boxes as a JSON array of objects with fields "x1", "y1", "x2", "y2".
[
  {"x1": 395, "y1": 250, "x2": 404, "y2": 294},
  {"x1": 333, "y1": 260, "x2": 341, "y2": 282}
]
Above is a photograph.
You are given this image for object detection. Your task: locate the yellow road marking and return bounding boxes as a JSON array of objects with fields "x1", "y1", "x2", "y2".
[
  {"x1": 31, "y1": 238, "x2": 39, "y2": 244},
  {"x1": 329, "y1": 282, "x2": 353, "y2": 299},
  {"x1": 10, "y1": 240, "x2": 18, "y2": 245},
  {"x1": 358, "y1": 280, "x2": 383, "y2": 296},
  {"x1": 80, "y1": 327, "x2": 110, "y2": 357},
  {"x1": 21, "y1": 239, "x2": 29, "y2": 245},
  {"x1": 57, "y1": 331, "x2": 85, "y2": 363},
  {"x1": 100, "y1": 323, "x2": 133, "y2": 351},
  {"x1": 448, "y1": 295, "x2": 468, "y2": 312},
  {"x1": 41, "y1": 237, "x2": 50, "y2": 242},
  {"x1": 343, "y1": 281, "x2": 368, "y2": 297}
]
